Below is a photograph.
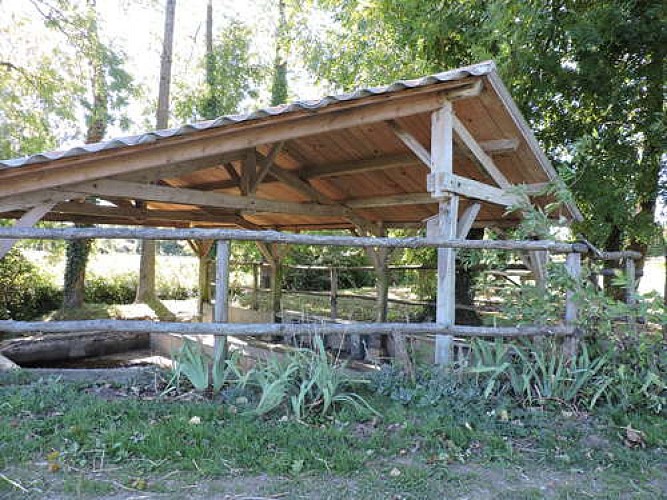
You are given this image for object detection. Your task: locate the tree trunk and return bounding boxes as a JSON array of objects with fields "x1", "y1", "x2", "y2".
[
  {"x1": 62, "y1": 2, "x2": 107, "y2": 311},
  {"x1": 63, "y1": 230, "x2": 92, "y2": 309},
  {"x1": 137, "y1": 0, "x2": 176, "y2": 304},
  {"x1": 270, "y1": 0, "x2": 287, "y2": 106},
  {"x1": 135, "y1": 239, "x2": 156, "y2": 302}
]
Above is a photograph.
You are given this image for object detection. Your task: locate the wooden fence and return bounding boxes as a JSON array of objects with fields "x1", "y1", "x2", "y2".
[{"x1": 0, "y1": 226, "x2": 641, "y2": 365}]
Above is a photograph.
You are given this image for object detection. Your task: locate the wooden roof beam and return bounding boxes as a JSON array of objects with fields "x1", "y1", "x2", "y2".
[
  {"x1": 118, "y1": 151, "x2": 246, "y2": 184},
  {"x1": 57, "y1": 179, "x2": 349, "y2": 217}
]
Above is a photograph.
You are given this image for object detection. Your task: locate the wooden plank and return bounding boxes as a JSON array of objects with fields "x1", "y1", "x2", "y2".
[
  {"x1": 0, "y1": 319, "x2": 574, "y2": 337},
  {"x1": 0, "y1": 89, "x2": 460, "y2": 199},
  {"x1": 0, "y1": 203, "x2": 56, "y2": 258},
  {"x1": 428, "y1": 173, "x2": 522, "y2": 207},
  {"x1": 59, "y1": 179, "x2": 349, "y2": 217},
  {"x1": 0, "y1": 226, "x2": 585, "y2": 253},
  {"x1": 456, "y1": 202, "x2": 481, "y2": 239},
  {"x1": 452, "y1": 115, "x2": 511, "y2": 188},
  {"x1": 387, "y1": 120, "x2": 432, "y2": 168}
]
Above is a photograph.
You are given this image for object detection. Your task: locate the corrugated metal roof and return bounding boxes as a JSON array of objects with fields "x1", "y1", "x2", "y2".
[{"x1": 0, "y1": 61, "x2": 496, "y2": 169}]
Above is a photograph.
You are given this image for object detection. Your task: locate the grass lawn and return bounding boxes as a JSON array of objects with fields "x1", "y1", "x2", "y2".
[{"x1": 1, "y1": 370, "x2": 664, "y2": 499}]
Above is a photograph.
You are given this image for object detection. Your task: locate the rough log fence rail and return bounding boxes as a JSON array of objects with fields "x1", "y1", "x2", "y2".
[{"x1": 0, "y1": 226, "x2": 641, "y2": 365}]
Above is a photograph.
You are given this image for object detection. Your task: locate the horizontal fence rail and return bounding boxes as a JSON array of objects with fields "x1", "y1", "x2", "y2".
[
  {"x1": 0, "y1": 227, "x2": 588, "y2": 253},
  {"x1": 0, "y1": 320, "x2": 574, "y2": 338},
  {"x1": 0, "y1": 227, "x2": 642, "y2": 260}
]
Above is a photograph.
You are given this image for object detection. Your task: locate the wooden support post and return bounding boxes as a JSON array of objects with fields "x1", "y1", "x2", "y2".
[
  {"x1": 252, "y1": 263, "x2": 259, "y2": 311},
  {"x1": 563, "y1": 252, "x2": 581, "y2": 359},
  {"x1": 625, "y1": 257, "x2": 636, "y2": 305},
  {"x1": 434, "y1": 197, "x2": 459, "y2": 365},
  {"x1": 330, "y1": 267, "x2": 338, "y2": 320},
  {"x1": 213, "y1": 240, "x2": 230, "y2": 360},
  {"x1": 270, "y1": 260, "x2": 283, "y2": 323},
  {"x1": 430, "y1": 101, "x2": 458, "y2": 366}
]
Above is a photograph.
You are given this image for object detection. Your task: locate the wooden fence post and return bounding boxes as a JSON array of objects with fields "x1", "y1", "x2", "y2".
[
  {"x1": 329, "y1": 267, "x2": 338, "y2": 320},
  {"x1": 563, "y1": 252, "x2": 581, "y2": 359},
  {"x1": 625, "y1": 257, "x2": 636, "y2": 305},
  {"x1": 251, "y1": 262, "x2": 259, "y2": 311},
  {"x1": 213, "y1": 240, "x2": 230, "y2": 360}
]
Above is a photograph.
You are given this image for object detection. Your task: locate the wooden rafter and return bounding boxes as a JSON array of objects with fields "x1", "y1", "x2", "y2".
[{"x1": 452, "y1": 115, "x2": 510, "y2": 188}]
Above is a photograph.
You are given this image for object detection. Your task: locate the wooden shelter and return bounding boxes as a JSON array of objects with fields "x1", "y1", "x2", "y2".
[{"x1": 0, "y1": 61, "x2": 587, "y2": 365}]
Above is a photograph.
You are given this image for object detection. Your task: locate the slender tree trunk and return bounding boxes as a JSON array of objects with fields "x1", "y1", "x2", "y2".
[
  {"x1": 63, "y1": 233, "x2": 92, "y2": 309},
  {"x1": 62, "y1": 3, "x2": 107, "y2": 310},
  {"x1": 270, "y1": 0, "x2": 287, "y2": 106},
  {"x1": 135, "y1": 240, "x2": 157, "y2": 302},
  {"x1": 137, "y1": 0, "x2": 176, "y2": 305}
]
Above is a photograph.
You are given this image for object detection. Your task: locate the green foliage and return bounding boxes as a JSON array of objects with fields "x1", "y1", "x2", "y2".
[
  {"x1": 468, "y1": 339, "x2": 609, "y2": 407},
  {"x1": 84, "y1": 273, "x2": 136, "y2": 305},
  {"x1": 235, "y1": 336, "x2": 377, "y2": 419},
  {"x1": 283, "y1": 241, "x2": 374, "y2": 291},
  {"x1": 169, "y1": 336, "x2": 376, "y2": 419},
  {"x1": 298, "y1": 0, "x2": 666, "y2": 252},
  {"x1": 170, "y1": 339, "x2": 236, "y2": 393},
  {"x1": 0, "y1": 249, "x2": 61, "y2": 320},
  {"x1": 174, "y1": 21, "x2": 263, "y2": 121},
  {"x1": 83, "y1": 272, "x2": 195, "y2": 305}
]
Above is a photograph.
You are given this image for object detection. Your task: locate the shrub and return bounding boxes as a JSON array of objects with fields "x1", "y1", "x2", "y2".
[
  {"x1": 85, "y1": 273, "x2": 136, "y2": 304},
  {"x1": 0, "y1": 249, "x2": 61, "y2": 320}
]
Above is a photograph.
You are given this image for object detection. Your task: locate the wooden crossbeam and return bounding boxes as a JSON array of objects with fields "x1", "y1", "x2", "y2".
[
  {"x1": 428, "y1": 173, "x2": 521, "y2": 207},
  {"x1": 387, "y1": 120, "x2": 432, "y2": 167},
  {"x1": 0, "y1": 203, "x2": 56, "y2": 258},
  {"x1": 119, "y1": 152, "x2": 246, "y2": 183},
  {"x1": 222, "y1": 163, "x2": 240, "y2": 184},
  {"x1": 58, "y1": 179, "x2": 349, "y2": 217},
  {"x1": 250, "y1": 142, "x2": 284, "y2": 193},
  {"x1": 452, "y1": 116, "x2": 510, "y2": 188}
]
